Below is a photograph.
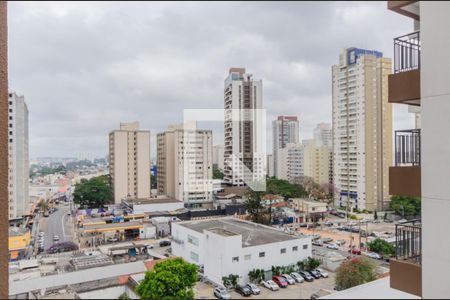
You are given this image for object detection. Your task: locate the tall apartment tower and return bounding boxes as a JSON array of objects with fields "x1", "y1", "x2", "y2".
[
  {"x1": 8, "y1": 92, "x2": 29, "y2": 219},
  {"x1": 223, "y1": 68, "x2": 265, "y2": 186},
  {"x1": 332, "y1": 47, "x2": 393, "y2": 211},
  {"x1": 109, "y1": 122, "x2": 150, "y2": 204},
  {"x1": 212, "y1": 144, "x2": 225, "y2": 171},
  {"x1": 273, "y1": 116, "x2": 299, "y2": 178},
  {"x1": 278, "y1": 143, "x2": 304, "y2": 183},
  {"x1": 157, "y1": 122, "x2": 213, "y2": 208},
  {"x1": 313, "y1": 123, "x2": 332, "y2": 147}
]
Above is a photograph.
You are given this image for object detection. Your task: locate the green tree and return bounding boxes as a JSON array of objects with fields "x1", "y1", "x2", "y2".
[
  {"x1": 73, "y1": 175, "x2": 113, "y2": 208},
  {"x1": 244, "y1": 190, "x2": 267, "y2": 224},
  {"x1": 266, "y1": 178, "x2": 308, "y2": 199},
  {"x1": 367, "y1": 238, "x2": 395, "y2": 257},
  {"x1": 335, "y1": 258, "x2": 377, "y2": 290},
  {"x1": 222, "y1": 274, "x2": 239, "y2": 289},
  {"x1": 118, "y1": 292, "x2": 129, "y2": 300},
  {"x1": 151, "y1": 174, "x2": 157, "y2": 189},
  {"x1": 304, "y1": 257, "x2": 321, "y2": 271},
  {"x1": 38, "y1": 199, "x2": 48, "y2": 211},
  {"x1": 389, "y1": 195, "x2": 421, "y2": 217},
  {"x1": 136, "y1": 258, "x2": 197, "y2": 299},
  {"x1": 213, "y1": 165, "x2": 224, "y2": 179}
]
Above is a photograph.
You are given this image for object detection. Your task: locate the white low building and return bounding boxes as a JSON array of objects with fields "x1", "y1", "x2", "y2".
[{"x1": 171, "y1": 217, "x2": 312, "y2": 285}]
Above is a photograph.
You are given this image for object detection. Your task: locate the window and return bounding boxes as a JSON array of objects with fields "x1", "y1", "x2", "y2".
[
  {"x1": 303, "y1": 244, "x2": 308, "y2": 250},
  {"x1": 187, "y1": 234, "x2": 199, "y2": 246},
  {"x1": 232, "y1": 256, "x2": 239, "y2": 263},
  {"x1": 259, "y1": 252, "x2": 265, "y2": 258},
  {"x1": 190, "y1": 251, "x2": 199, "y2": 262},
  {"x1": 244, "y1": 254, "x2": 251, "y2": 261},
  {"x1": 280, "y1": 248, "x2": 286, "y2": 254},
  {"x1": 292, "y1": 246, "x2": 298, "y2": 252}
]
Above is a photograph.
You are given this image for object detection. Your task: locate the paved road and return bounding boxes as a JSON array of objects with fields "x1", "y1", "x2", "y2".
[
  {"x1": 39, "y1": 204, "x2": 73, "y2": 250},
  {"x1": 312, "y1": 245, "x2": 390, "y2": 268}
]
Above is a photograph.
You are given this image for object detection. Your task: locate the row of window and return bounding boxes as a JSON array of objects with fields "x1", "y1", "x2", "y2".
[{"x1": 231, "y1": 245, "x2": 308, "y2": 263}]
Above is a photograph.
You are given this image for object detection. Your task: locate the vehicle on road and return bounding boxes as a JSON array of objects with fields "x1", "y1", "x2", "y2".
[
  {"x1": 308, "y1": 270, "x2": 322, "y2": 279},
  {"x1": 316, "y1": 268, "x2": 329, "y2": 278},
  {"x1": 312, "y1": 234, "x2": 321, "y2": 240},
  {"x1": 299, "y1": 271, "x2": 314, "y2": 282},
  {"x1": 213, "y1": 287, "x2": 231, "y2": 299},
  {"x1": 326, "y1": 243, "x2": 339, "y2": 250},
  {"x1": 324, "y1": 221, "x2": 333, "y2": 226},
  {"x1": 322, "y1": 237, "x2": 333, "y2": 244},
  {"x1": 281, "y1": 274, "x2": 296, "y2": 285},
  {"x1": 312, "y1": 240, "x2": 323, "y2": 246},
  {"x1": 335, "y1": 239, "x2": 345, "y2": 246},
  {"x1": 43, "y1": 210, "x2": 49, "y2": 217},
  {"x1": 47, "y1": 242, "x2": 78, "y2": 254},
  {"x1": 53, "y1": 235, "x2": 59, "y2": 242},
  {"x1": 363, "y1": 252, "x2": 382, "y2": 260},
  {"x1": 159, "y1": 240, "x2": 171, "y2": 247},
  {"x1": 272, "y1": 276, "x2": 288, "y2": 288},
  {"x1": 245, "y1": 283, "x2": 261, "y2": 295},
  {"x1": 262, "y1": 280, "x2": 279, "y2": 291},
  {"x1": 38, "y1": 231, "x2": 45, "y2": 237},
  {"x1": 235, "y1": 285, "x2": 252, "y2": 297},
  {"x1": 349, "y1": 248, "x2": 361, "y2": 255},
  {"x1": 299, "y1": 223, "x2": 308, "y2": 228},
  {"x1": 107, "y1": 236, "x2": 118, "y2": 242},
  {"x1": 290, "y1": 272, "x2": 304, "y2": 283}
]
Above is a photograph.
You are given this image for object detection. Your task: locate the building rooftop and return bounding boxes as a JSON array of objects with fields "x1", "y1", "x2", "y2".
[
  {"x1": 81, "y1": 220, "x2": 143, "y2": 233},
  {"x1": 9, "y1": 227, "x2": 29, "y2": 237},
  {"x1": 217, "y1": 186, "x2": 249, "y2": 198},
  {"x1": 178, "y1": 217, "x2": 305, "y2": 247},
  {"x1": 123, "y1": 196, "x2": 182, "y2": 205}
]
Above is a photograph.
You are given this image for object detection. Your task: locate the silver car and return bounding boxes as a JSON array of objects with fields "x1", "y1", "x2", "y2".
[
  {"x1": 282, "y1": 274, "x2": 296, "y2": 285},
  {"x1": 316, "y1": 268, "x2": 329, "y2": 278},
  {"x1": 290, "y1": 272, "x2": 305, "y2": 283},
  {"x1": 213, "y1": 287, "x2": 231, "y2": 299},
  {"x1": 262, "y1": 280, "x2": 279, "y2": 291},
  {"x1": 245, "y1": 283, "x2": 261, "y2": 295}
]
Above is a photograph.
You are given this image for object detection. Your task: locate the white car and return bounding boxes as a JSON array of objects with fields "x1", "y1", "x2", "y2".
[
  {"x1": 364, "y1": 252, "x2": 382, "y2": 260},
  {"x1": 38, "y1": 232, "x2": 45, "y2": 237},
  {"x1": 53, "y1": 235, "x2": 59, "y2": 241},
  {"x1": 290, "y1": 272, "x2": 305, "y2": 283},
  {"x1": 281, "y1": 274, "x2": 296, "y2": 285},
  {"x1": 262, "y1": 280, "x2": 279, "y2": 291},
  {"x1": 326, "y1": 243, "x2": 339, "y2": 250},
  {"x1": 316, "y1": 268, "x2": 329, "y2": 278}
]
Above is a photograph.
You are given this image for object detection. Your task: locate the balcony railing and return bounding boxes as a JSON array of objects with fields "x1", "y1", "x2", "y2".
[
  {"x1": 395, "y1": 220, "x2": 421, "y2": 264},
  {"x1": 394, "y1": 31, "x2": 420, "y2": 73},
  {"x1": 395, "y1": 129, "x2": 420, "y2": 166}
]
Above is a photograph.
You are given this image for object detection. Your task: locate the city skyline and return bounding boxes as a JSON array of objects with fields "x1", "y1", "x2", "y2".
[{"x1": 9, "y1": 2, "x2": 415, "y2": 158}]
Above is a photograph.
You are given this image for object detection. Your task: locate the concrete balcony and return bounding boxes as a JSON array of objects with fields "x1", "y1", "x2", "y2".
[{"x1": 390, "y1": 259, "x2": 422, "y2": 297}]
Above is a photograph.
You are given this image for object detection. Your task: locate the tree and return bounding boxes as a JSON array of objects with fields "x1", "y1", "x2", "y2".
[
  {"x1": 151, "y1": 174, "x2": 157, "y2": 189},
  {"x1": 213, "y1": 165, "x2": 224, "y2": 179},
  {"x1": 38, "y1": 199, "x2": 48, "y2": 211},
  {"x1": 244, "y1": 190, "x2": 267, "y2": 224},
  {"x1": 118, "y1": 292, "x2": 129, "y2": 300},
  {"x1": 335, "y1": 258, "x2": 377, "y2": 290},
  {"x1": 136, "y1": 258, "x2": 198, "y2": 299},
  {"x1": 374, "y1": 211, "x2": 378, "y2": 220},
  {"x1": 266, "y1": 178, "x2": 308, "y2": 199},
  {"x1": 248, "y1": 269, "x2": 265, "y2": 283},
  {"x1": 222, "y1": 274, "x2": 239, "y2": 289},
  {"x1": 367, "y1": 238, "x2": 395, "y2": 257},
  {"x1": 73, "y1": 175, "x2": 113, "y2": 208},
  {"x1": 389, "y1": 195, "x2": 421, "y2": 217},
  {"x1": 304, "y1": 257, "x2": 321, "y2": 271}
]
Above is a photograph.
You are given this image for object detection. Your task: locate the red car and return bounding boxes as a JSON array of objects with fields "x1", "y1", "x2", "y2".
[
  {"x1": 272, "y1": 276, "x2": 288, "y2": 288},
  {"x1": 349, "y1": 248, "x2": 361, "y2": 255}
]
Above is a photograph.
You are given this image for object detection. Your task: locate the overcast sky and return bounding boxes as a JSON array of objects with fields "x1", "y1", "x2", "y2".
[{"x1": 9, "y1": 1, "x2": 414, "y2": 159}]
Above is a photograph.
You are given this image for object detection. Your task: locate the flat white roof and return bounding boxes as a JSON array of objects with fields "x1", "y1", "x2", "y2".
[{"x1": 320, "y1": 277, "x2": 420, "y2": 299}]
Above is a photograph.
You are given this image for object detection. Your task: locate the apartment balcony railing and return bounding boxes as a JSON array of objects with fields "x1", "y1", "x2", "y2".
[
  {"x1": 395, "y1": 220, "x2": 422, "y2": 264},
  {"x1": 394, "y1": 31, "x2": 420, "y2": 73},
  {"x1": 395, "y1": 129, "x2": 420, "y2": 166}
]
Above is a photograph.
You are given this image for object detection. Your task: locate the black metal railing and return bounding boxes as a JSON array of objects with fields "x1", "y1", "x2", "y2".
[
  {"x1": 394, "y1": 31, "x2": 421, "y2": 73},
  {"x1": 395, "y1": 129, "x2": 421, "y2": 166},
  {"x1": 395, "y1": 220, "x2": 421, "y2": 264}
]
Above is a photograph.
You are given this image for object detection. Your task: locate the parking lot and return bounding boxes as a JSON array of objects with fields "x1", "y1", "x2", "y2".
[{"x1": 194, "y1": 272, "x2": 336, "y2": 299}]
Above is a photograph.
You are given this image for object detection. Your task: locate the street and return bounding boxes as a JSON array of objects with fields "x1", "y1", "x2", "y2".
[{"x1": 38, "y1": 203, "x2": 74, "y2": 251}]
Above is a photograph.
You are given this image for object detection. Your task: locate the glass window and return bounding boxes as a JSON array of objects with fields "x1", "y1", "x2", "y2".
[
  {"x1": 187, "y1": 234, "x2": 199, "y2": 246},
  {"x1": 293, "y1": 246, "x2": 298, "y2": 252},
  {"x1": 244, "y1": 254, "x2": 251, "y2": 261},
  {"x1": 281, "y1": 248, "x2": 286, "y2": 254},
  {"x1": 259, "y1": 252, "x2": 265, "y2": 258},
  {"x1": 232, "y1": 256, "x2": 239, "y2": 263},
  {"x1": 190, "y1": 251, "x2": 199, "y2": 262},
  {"x1": 303, "y1": 244, "x2": 308, "y2": 250}
]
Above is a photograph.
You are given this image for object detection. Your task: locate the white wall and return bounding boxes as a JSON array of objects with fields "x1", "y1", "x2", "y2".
[
  {"x1": 420, "y1": 2, "x2": 450, "y2": 298},
  {"x1": 78, "y1": 285, "x2": 138, "y2": 299},
  {"x1": 132, "y1": 201, "x2": 184, "y2": 214}
]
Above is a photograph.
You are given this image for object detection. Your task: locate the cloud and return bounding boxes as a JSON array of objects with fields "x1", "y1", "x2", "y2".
[{"x1": 8, "y1": 1, "x2": 414, "y2": 158}]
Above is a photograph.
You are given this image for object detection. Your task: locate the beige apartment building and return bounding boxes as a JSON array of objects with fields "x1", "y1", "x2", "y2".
[
  {"x1": 273, "y1": 116, "x2": 299, "y2": 178},
  {"x1": 332, "y1": 47, "x2": 393, "y2": 211},
  {"x1": 109, "y1": 122, "x2": 150, "y2": 204},
  {"x1": 303, "y1": 139, "x2": 331, "y2": 186},
  {"x1": 157, "y1": 122, "x2": 213, "y2": 208}
]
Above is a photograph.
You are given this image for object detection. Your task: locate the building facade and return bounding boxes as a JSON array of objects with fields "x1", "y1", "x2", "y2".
[
  {"x1": 8, "y1": 92, "x2": 29, "y2": 220},
  {"x1": 157, "y1": 123, "x2": 213, "y2": 208},
  {"x1": 278, "y1": 143, "x2": 304, "y2": 183},
  {"x1": 332, "y1": 47, "x2": 393, "y2": 211},
  {"x1": 266, "y1": 154, "x2": 274, "y2": 178},
  {"x1": 109, "y1": 122, "x2": 150, "y2": 204},
  {"x1": 212, "y1": 144, "x2": 224, "y2": 171},
  {"x1": 223, "y1": 68, "x2": 265, "y2": 186},
  {"x1": 171, "y1": 218, "x2": 311, "y2": 285},
  {"x1": 273, "y1": 116, "x2": 299, "y2": 178},
  {"x1": 313, "y1": 123, "x2": 332, "y2": 147}
]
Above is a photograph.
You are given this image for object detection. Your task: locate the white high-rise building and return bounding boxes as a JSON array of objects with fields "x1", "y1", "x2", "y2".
[
  {"x1": 157, "y1": 122, "x2": 213, "y2": 208},
  {"x1": 266, "y1": 154, "x2": 274, "y2": 178},
  {"x1": 8, "y1": 92, "x2": 29, "y2": 220},
  {"x1": 272, "y1": 116, "x2": 299, "y2": 178},
  {"x1": 313, "y1": 123, "x2": 332, "y2": 147},
  {"x1": 109, "y1": 122, "x2": 150, "y2": 204},
  {"x1": 332, "y1": 47, "x2": 392, "y2": 211},
  {"x1": 212, "y1": 144, "x2": 224, "y2": 171},
  {"x1": 278, "y1": 143, "x2": 304, "y2": 183},
  {"x1": 223, "y1": 68, "x2": 265, "y2": 186}
]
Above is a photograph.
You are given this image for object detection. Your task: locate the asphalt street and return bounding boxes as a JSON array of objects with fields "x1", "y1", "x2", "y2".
[{"x1": 38, "y1": 203, "x2": 73, "y2": 250}]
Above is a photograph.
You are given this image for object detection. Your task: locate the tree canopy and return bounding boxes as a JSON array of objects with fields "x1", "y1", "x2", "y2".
[
  {"x1": 367, "y1": 238, "x2": 395, "y2": 257},
  {"x1": 389, "y1": 195, "x2": 421, "y2": 217},
  {"x1": 73, "y1": 175, "x2": 113, "y2": 208},
  {"x1": 266, "y1": 178, "x2": 308, "y2": 199},
  {"x1": 335, "y1": 258, "x2": 377, "y2": 290},
  {"x1": 136, "y1": 258, "x2": 198, "y2": 299},
  {"x1": 213, "y1": 165, "x2": 224, "y2": 179}
]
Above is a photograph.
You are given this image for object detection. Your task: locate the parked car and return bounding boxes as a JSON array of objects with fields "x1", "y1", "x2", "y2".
[
  {"x1": 262, "y1": 280, "x2": 279, "y2": 291},
  {"x1": 290, "y1": 272, "x2": 304, "y2": 283},
  {"x1": 235, "y1": 285, "x2": 252, "y2": 297},
  {"x1": 38, "y1": 231, "x2": 45, "y2": 237},
  {"x1": 308, "y1": 270, "x2": 322, "y2": 279},
  {"x1": 299, "y1": 223, "x2": 308, "y2": 228},
  {"x1": 312, "y1": 234, "x2": 321, "y2": 240},
  {"x1": 397, "y1": 219, "x2": 408, "y2": 224},
  {"x1": 326, "y1": 243, "x2": 339, "y2": 250},
  {"x1": 322, "y1": 237, "x2": 333, "y2": 244},
  {"x1": 315, "y1": 268, "x2": 329, "y2": 278},
  {"x1": 272, "y1": 276, "x2": 288, "y2": 288},
  {"x1": 349, "y1": 248, "x2": 361, "y2": 255},
  {"x1": 213, "y1": 287, "x2": 231, "y2": 299},
  {"x1": 312, "y1": 240, "x2": 323, "y2": 246},
  {"x1": 53, "y1": 235, "x2": 59, "y2": 242},
  {"x1": 335, "y1": 239, "x2": 345, "y2": 246},
  {"x1": 107, "y1": 236, "x2": 118, "y2": 242},
  {"x1": 159, "y1": 240, "x2": 171, "y2": 247},
  {"x1": 245, "y1": 283, "x2": 261, "y2": 295},
  {"x1": 281, "y1": 274, "x2": 296, "y2": 285},
  {"x1": 363, "y1": 252, "x2": 382, "y2": 260},
  {"x1": 47, "y1": 242, "x2": 78, "y2": 254},
  {"x1": 299, "y1": 271, "x2": 314, "y2": 282},
  {"x1": 324, "y1": 221, "x2": 333, "y2": 226}
]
